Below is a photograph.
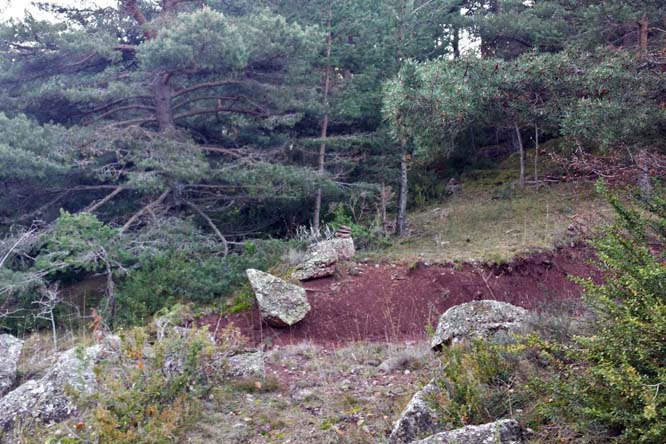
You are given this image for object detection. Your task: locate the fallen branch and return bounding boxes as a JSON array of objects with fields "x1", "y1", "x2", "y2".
[
  {"x1": 185, "y1": 199, "x2": 229, "y2": 256},
  {"x1": 84, "y1": 186, "x2": 125, "y2": 213},
  {"x1": 119, "y1": 188, "x2": 171, "y2": 234}
]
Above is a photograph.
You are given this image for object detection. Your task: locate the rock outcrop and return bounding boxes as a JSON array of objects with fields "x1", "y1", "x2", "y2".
[
  {"x1": 292, "y1": 237, "x2": 355, "y2": 281},
  {"x1": 226, "y1": 351, "x2": 265, "y2": 379},
  {"x1": 246, "y1": 269, "x2": 311, "y2": 327},
  {"x1": 411, "y1": 419, "x2": 524, "y2": 444},
  {"x1": 0, "y1": 334, "x2": 23, "y2": 396},
  {"x1": 389, "y1": 381, "x2": 441, "y2": 444},
  {"x1": 431, "y1": 300, "x2": 528, "y2": 350},
  {"x1": 0, "y1": 344, "x2": 105, "y2": 440}
]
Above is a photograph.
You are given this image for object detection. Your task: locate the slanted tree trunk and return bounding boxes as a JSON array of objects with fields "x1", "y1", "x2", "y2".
[
  {"x1": 396, "y1": 140, "x2": 409, "y2": 235},
  {"x1": 154, "y1": 72, "x2": 174, "y2": 132},
  {"x1": 313, "y1": 7, "x2": 333, "y2": 233},
  {"x1": 514, "y1": 123, "x2": 525, "y2": 188}
]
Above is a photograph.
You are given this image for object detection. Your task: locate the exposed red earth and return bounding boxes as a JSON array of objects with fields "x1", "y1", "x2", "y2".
[{"x1": 200, "y1": 244, "x2": 601, "y2": 348}]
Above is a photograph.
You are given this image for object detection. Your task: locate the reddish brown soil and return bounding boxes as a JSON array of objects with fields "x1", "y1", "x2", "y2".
[{"x1": 200, "y1": 244, "x2": 601, "y2": 348}]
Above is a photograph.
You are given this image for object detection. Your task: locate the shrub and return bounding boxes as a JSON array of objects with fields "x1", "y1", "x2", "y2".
[
  {"x1": 116, "y1": 240, "x2": 286, "y2": 325},
  {"x1": 325, "y1": 203, "x2": 389, "y2": 250},
  {"x1": 434, "y1": 341, "x2": 530, "y2": 429},
  {"x1": 550, "y1": 183, "x2": 666, "y2": 443}
]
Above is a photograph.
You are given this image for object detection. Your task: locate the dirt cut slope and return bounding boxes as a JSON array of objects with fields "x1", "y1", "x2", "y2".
[{"x1": 201, "y1": 244, "x2": 600, "y2": 347}]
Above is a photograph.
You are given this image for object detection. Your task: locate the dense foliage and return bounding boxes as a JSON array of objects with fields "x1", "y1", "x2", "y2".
[{"x1": 432, "y1": 184, "x2": 666, "y2": 443}]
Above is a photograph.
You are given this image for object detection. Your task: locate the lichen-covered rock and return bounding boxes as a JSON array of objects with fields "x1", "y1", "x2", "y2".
[
  {"x1": 431, "y1": 300, "x2": 528, "y2": 350},
  {"x1": 0, "y1": 334, "x2": 23, "y2": 396},
  {"x1": 292, "y1": 238, "x2": 355, "y2": 281},
  {"x1": 226, "y1": 351, "x2": 265, "y2": 379},
  {"x1": 411, "y1": 419, "x2": 524, "y2": 444},
  {"x1": 246, "y1": 269, "x2": 311, "y2": 327},
  {"x1": 389, "y1": 381, "x2": 441, "y2": 444},
  {"x1": 0, "y1": 344, "x2": 104, "y2": 440}
]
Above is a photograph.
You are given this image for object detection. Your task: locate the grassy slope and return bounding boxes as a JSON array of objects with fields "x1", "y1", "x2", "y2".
[{"x1": 374, "y1": 156, "x2": 612, "y2": 264}]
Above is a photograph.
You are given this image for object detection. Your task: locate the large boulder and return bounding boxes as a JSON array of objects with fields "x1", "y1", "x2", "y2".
[
  {"x1": 0, "y1": 334, "x2": 23, "y2": 396},
  {"x1": 411, "y1": 419, "x2": 524, "y2": 444},
  {"x1": 389, "y1": 381, "x2": 441, "y2": 444},
  {"x1": 0, "y1": 344, "x2": 105, "y2": 440},
  {"x1": 431, "y1": 300, "x2": 528, "y2": 350},
  {"x1": 246, "y1": 269, "x2": 311, "y2": 327},
  {"x1": 292, "y1": 237, "x2": 355, "y2": 281}
]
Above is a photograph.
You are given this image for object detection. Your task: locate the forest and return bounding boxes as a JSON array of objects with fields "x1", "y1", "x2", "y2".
[{"x1": 0, "y1": 1, "x2": 666, "y2": 444}]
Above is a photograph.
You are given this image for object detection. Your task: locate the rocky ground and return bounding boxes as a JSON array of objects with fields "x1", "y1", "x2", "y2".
[{"x1": 186, "y1": 341, "x2": 440, "y2": 444}]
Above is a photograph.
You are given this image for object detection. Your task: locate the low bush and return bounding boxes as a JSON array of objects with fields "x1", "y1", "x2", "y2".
[{"x1": 116, "y1": 240, "x2": 287, "y2": 325}]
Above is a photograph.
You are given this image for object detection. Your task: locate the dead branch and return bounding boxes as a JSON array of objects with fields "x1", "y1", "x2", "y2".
[
  {"x1": 0, "y1": 224, "x2": 39, "y2": 268},
  {"x1": 172, "y1": 80, "x2": 246, "y2": 98},
  {"x1": 119, "y1": 188, "x2": 171, "y2": 234},
  {"x1": 174, "y1": 107, "x2": 265, "y2": 121},
  {"x1": 84, "y1": 186, "x2": 125, "y2": 213},
  {"x1": 86, "y1": 105, "x2": 155, "y2": 125},
  {"x1": 185, "y1": 199, "x2": 229, "y2": 256},
  {"x1": 0, "y1": 192, "x2": 69, "y2": 225}
]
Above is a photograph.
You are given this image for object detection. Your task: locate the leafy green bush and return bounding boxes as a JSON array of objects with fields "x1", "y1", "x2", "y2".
[
  {"x1": 326, "y1": 203, "x2": 389, "y2": 250},
  {"x1": 550, "y1": 183, "x2": 666, "y2": 443},
  {"x1": 116, "y1": 240, "x2": 286, "y2": 325},
  {"x1": 435, "y1": 340, "x2": 534, "y2": 429}
]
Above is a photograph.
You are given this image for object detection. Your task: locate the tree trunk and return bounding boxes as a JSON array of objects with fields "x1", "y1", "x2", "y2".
[
  {"x1": 452, "y1": 26, "x2": 461, "y2": 59},
  {"x1": 534, "y1": 124, "x2": 539, "y2": 183},
  {"x1": 639, "y1": 16, "x2": 649, "y2": 58},
  {"x1": 637, "y1": 150, "x2": 652, "y2": 198},
  {"x1": 380, "y1": 182, "x2": 388, "y2": 234},
  {"x1": 514, "y1": 123, "x2": 525, "y2": 188},
  {"x1": 396, "y1": 141, "x2": 409, "y2": 236},
  {"x1": 154, "y1": 72, "x2": 174, "y2": 132},
  {"x1": 313, "y1": 7, "x2": 333, "y2": 233}
]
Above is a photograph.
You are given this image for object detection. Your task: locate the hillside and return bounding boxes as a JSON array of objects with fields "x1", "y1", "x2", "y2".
[{"x1": 2, "y1": 1, "x2": 666, "y2": 443}]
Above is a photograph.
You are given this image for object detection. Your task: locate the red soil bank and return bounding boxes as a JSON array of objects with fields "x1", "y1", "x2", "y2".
[{"x1": 200, "y1": 244, "x2": 601, "y2": 347}]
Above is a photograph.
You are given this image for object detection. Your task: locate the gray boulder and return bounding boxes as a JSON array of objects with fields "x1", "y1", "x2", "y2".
[
  {"x1": 411, "y1": 419, "x2": 524, "y2": 444},
  {"x1": 431, "y1": 301, "x2": 528, "y2": 350},
  {"x1": 0, "y1": 334, "x2": 23, "y2": 396},
  {"x1": 246, "y1": 269, "x2": 311, "y2": 327},
  {"x1": 226, "y1": 351, "x2": 265, "y2": 379},
  {"x1": 0, "y1": 344, "x2": 104, "y2": 440},
  {"x1": 292, "y1": 237, "x2": 355, "y2": 281},
  {"x1": 389, "y1": 381, "x2": 441, "y2": 444}
]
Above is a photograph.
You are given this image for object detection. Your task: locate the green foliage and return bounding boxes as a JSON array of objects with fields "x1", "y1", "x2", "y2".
[
  {"x1": 435, "y1": 341, "x2": 525, "y2": 428},
  {"x1": 116, "y1": 239, "x2": 286, "y2": 325},
  {"x1": 0, "y1": 113, "x2": 69, "y2": 181},
  {"x1": 46, "y1": 319, "x2": 243, "y2": 444},
  {"x1": 34, "y1": 211, "x2": 117, "y2": 274},
  {"x1": 325, "y1": 203, "x2": 389, "y2": 250},
  {"x1": 552, "y1": 183, "x2": 666, "y2": 443}
]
